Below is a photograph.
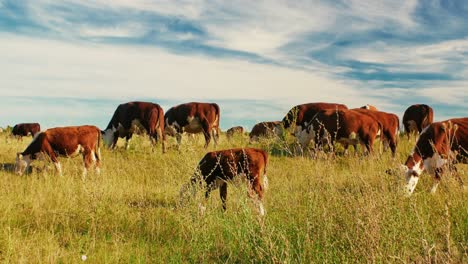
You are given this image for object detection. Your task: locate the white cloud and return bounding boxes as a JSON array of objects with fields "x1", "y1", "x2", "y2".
[{"x1": 0, "y1": 33, "x2": 387, "y2": 107}]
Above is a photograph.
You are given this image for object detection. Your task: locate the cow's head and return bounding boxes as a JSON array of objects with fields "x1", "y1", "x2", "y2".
[
  {"x1": 402, "y1": 153, "x2": 424, "y2": 195},
  {"x1": 102, "y1": 127, "x2": 116, "y2": 147},
  {"x1": 15, "y1": 152, "x2": 32, "y2": 175}
]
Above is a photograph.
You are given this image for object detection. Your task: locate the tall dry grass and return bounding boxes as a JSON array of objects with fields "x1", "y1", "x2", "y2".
[{"x1": 0, "y1": 132, "x2": 466, "y2": 263}]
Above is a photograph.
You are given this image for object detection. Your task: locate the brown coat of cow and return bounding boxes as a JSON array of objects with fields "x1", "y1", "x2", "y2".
[
  {"x1": 402, "y1": 104, "x2": 434, "y2": 139},
  {"x1": 165, "y1": 102, "x2": 220, "y2": 148},
  {"x1": 300, "y1": 109, "x2": 380, "y2": 154},
  {"x1": 403, "y1": 117, "x2": 467, "y2": 194},
  {"x1": 181, "y1": 148, "x2": 268, "y2": 215},
  {"x1": 102, "y1": 101, "x2": 166, "y2": 152},
  {"x1": 352, "y1": 108, "x2": 400, "y2": 156},
  {"x1": 12, "y1": 123, "x2": 41, "y2": 139},
  {"x1": 280, "y1": 102, "x2": 348, "y2": 133},
  {"x1": 226, "y1": 126, "x2": 244, "y2": 139},
  {"x1": 249, "y1": 121, "x2": 280, "y2": 142},
  {"x1": 15, "y1": 125, "x2": 101, "y2": 177}
]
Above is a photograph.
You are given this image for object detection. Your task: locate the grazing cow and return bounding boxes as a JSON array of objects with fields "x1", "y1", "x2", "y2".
[
  {"x1": 298, "y1": 109, "x2": 380, "y2": 154},
  {"x1": 249, "y1": 121, "x2": 280, "y2": 142},
  {"x1": 102, "y1": 101, "x2": 166, "y2": 152},
  {"x1": 352, "y1": 108, "x2": 400, "y2": 156},
  {"x1": 226, "y1": 126, "x2": 244, "y2": 139},
  {"x1": 180, "y1": 148, "x2": 268, "y2": 215},
  {"x1": 403, "y1": 118, "x2": 467, "y2": 194},
  {"x1": 402, "y1": 104, "x2": 434, "y2": 139},
  {"x1": 360, "y1": 104, "x2": 378, "y2": 111},
  {"x1": 165, "y1": 102, "x2": 220, "y2": 148},
  {"x1": 15, "y1": 125, "x2": 101, "y2": 177},
  {"x1": 12, "y1": 123, "x2": 41, "y2": 140},
  {"x1": 279, "y1": 102, "x2": 348, "y2": 136}
]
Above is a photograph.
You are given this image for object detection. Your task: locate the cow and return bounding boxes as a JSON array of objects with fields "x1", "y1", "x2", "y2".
[
  {"x1": 226, "y1": 126, "x2": 244, "y2": 139},
  {"x1": 165, "y1": 102, "x2": 220, "y2": 148},
  {"x1": 279, "y1": 102, "x2": 348, "y2": 137},
  {"x1": 403, "y1": 118, "x2": 467, "y2": 195},
  {"x1": 298, "y1": 109, "x2": 381, "y2": 154},
  {"x1": 360, "y1": 104, "x2": 378, "y2": 111},
  {"x1": 180, "y1": 148, "x2": 268, "y2": 215},
  {"x1": 352, "y1": 108, "x2": 400, "y2": 157},
  {"x1": 249, "y1": 121, "x2": 280, "y2": 142},
  {"x1": 402, "y1": 104, "x2": 434, "y2": 140},
  {"x1": 102, "y1": 101, "x2": 166, "y2": 152},
  {"x1": 15, "y1": 125, "x2": 101, "y2": 177},
  {"x1": 12, "y1": 123, "x2": 41, "y2": 140}
]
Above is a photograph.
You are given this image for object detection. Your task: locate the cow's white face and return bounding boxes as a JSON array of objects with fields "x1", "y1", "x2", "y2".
[
  {"x1": 164, "y1": 120, "x2": 179, "y2": 136},
  {"x1": 297, "y1": 126, "x2": 314, "y2": 148},
  {"x1": 404, "y1": 156, "x2": 424, "y2": 195},
  {"x1": 102, "y1": 127, "x2": 116, "y2": 147},
  {"x1": 15, "y1": 153, "x2": 32, "y2": 175}
]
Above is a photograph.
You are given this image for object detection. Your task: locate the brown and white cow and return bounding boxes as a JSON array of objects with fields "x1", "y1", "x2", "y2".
[
  {"x1": 403, "y1": 118, "x2": 467, "y2": 195},
  {"x1": 402, "y1": 104, "x2": 434, "y2": 140},
  {"x1": 165, "y1": 102, "x2": 220, "y2": 148},
  {"x1": 279, "y1": 102, "x2": 348, "y2": 136},
  {"x1": 249, "y1": 121, "x2": 280, "y2": 142},
  {"x1": 298, "y1": 109, "x2": 380, "y2": 154},
  {"x1": 360, "y1": 104, "x2": 378, "y2": 111},
  {"x1": 12, "y1": 123, "x2": 41, "y2": 140},
  {"x1": 352, "y1": 108, "x2": 400, "y2": 156},
  {"x1": 15, "y1": 125, "x2": 101, "y2": 177},
  {"x1": 102, "y1": 101, "x2": 166, "y2": 152},
  {"x1": 180, "y1": 148, "x2": 268, "y2": 215},
  {"x1": 226, "y1": 126, "x2": 244, "y2": 139}
]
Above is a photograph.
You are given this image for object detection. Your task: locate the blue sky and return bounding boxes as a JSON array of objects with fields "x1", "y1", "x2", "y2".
[{"x1": 0, "y1": 0, "x2": 467, "y2": 130}]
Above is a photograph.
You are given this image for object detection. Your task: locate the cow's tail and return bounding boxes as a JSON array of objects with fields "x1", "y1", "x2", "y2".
[
  {"x1": 95, "y1": 128, "x2": 102, "y2": 164},
  {"x1": 261, "y1": 150, "x2": 269, "y2": 190},
  {"x1": 212, "y1": 103, "x2": 221, "y2": 136}
]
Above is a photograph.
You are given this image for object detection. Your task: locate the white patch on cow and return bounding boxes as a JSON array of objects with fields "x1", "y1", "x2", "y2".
[
  {"x1": 297, "y1": 127, "x2": 314, "y2": 148},
  {"x1": 376, "y1": 129, "x2": 381, "y2": 137},
  {"x1": 406, "y1": 175, "x2": 419, "y2": 195},
  {"x1": 70, "y1": 144, "x2": 82, "y2": 157},
  {"x1": 102, "y1": 127, "x2": 116, "y2": 147},
  {"x1": 263, "y1": 175, "x2": 269, "y2": 190},
  {"x1": 423, "y1": 153, "x2": 447, "y2": 176}
]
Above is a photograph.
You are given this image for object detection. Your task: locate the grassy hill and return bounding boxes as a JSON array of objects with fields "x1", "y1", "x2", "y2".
[{"x1": 0, "y1": 132, "x2": 466, "y2": 263}]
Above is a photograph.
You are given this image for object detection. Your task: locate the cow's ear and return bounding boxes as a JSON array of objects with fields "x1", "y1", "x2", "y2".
[{"x1": 16, "y1": 152, "x2": 23, "y2": 159}]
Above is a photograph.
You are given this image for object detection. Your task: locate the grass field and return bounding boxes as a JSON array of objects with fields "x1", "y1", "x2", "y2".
[{"x1": 0, "y1": 132, "x2": 466, "y2": 263}]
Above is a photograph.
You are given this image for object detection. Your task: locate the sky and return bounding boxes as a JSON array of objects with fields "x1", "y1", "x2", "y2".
[{"x1": 1, "y1": 0, "x2": 467, "y2": 130}]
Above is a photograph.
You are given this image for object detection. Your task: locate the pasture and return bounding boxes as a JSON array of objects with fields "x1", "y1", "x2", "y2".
[{"x1": 0, "y1": 132, "x2": 466, "y2": 263}]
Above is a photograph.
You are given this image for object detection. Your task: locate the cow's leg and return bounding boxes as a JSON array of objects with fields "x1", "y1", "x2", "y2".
[
  {"x1": 125, "y1": 133, "x2": 133, "y2": 150},
  {"x1": 211, "y1": 127, "x2": 219, "y2": 148},
  {"x1": 200, "y1": 118, "x2": 212, "y2": 148},
  {"x1": 219, "y1": 182, "x2": 228, "y2": 211},
  {"x1": 111, "y1": 132, "x2": 119, "y2": 149},
  {"x1": 156, "y1": 127, "x2": 166, "y2": 153}
]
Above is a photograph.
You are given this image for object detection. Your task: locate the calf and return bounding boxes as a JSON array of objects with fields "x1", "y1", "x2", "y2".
[
  {"x1": 403, "y1": 118, "x2": 467, "y2": 194},
  {"x1": 15, "y1": 125, "x2": 101, "y2": 177},
  {"x1": 298, "y1": 109, "x2": 380, "y2": 154},
  {"x1": 165, "y1": 102, "x2": 220, "y2": 148},
  {"x1": 12, "y1": 123, "x2": 41, "y2": 140},
  {"x1": 249, "y1": 121, "x2": 280, "y2": 142},
  {"x1": 181, "y1": 148, "x2": 268, "y2": 215},
  {"x1": 402, "y1": 104, "x2": 434, "y2": 140},
  {"x1": 102, "y1": 101, "x2": 166, "y2": 152},
  {"x1": 352, "y1": 108, "x2": 400, "y2": 156},
  {"x1": 226, "y1": 126, "x2": 244, "y2": 139}
]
